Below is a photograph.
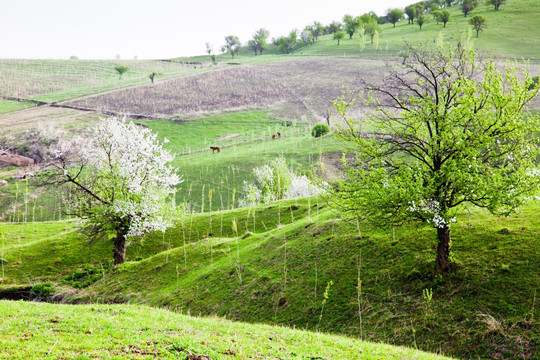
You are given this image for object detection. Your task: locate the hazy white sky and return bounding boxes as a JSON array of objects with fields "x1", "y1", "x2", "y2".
[{"x1": 1, "y1": 0, "x2": 413, "y2": 59}]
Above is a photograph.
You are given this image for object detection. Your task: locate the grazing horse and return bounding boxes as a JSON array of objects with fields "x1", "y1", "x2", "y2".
[
  {"x1": 210, "y1": 146, "x2": 220, "y2": 153},
  {"x1": 272, "y1": 132, "x2": 281, "y2": 140}
]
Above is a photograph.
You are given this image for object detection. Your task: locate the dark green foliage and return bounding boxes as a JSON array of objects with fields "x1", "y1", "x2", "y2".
[
  {"x1": 223, "y1": 35, "x2": 241, "y2": 59},
  {"x1": 63, "y1": 266, "x2": 104, "y2": 288},
  {"x1": 387, "y1": 8, "x2": 404, "y2": 27},
  {"x1": 461, "y1": 0, "x2": 478, "y2": 16},
  {"x1": 30, "y1": 282, "x2": 54, "y2": 299},
  {"x1": 343, "y1": 15, "x2": 360, "y2": 39},
  {"x1": 311, "y1": 123, "x2": 330, "y2": 137},
  {"x1": 487, "y1": 0, "x2": 506, "y2": 10},
  {"x1": 470, "y1": 15, "x2": 487, "y2": 37},
  {"x1": 333, "y1": 31, "x2": 345, "y2": 45},
  {"x1": 417, "y1": 14, "x2": 427, "y2": 29},
  {"x1": 114, "y1": 65, "x2": 129, "y2": 79},
  {"x1": 529, "y1": 75, "x2": 539, "y2": 90},
  {"x1": 439, "y1": 9, "x2": 451, "y2": 27},
  {"x1": 405, "y1": 5, "x2": 418, "y2": 24}
]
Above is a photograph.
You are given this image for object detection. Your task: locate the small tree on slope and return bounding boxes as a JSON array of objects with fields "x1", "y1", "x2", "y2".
[
  {"x1": 331, "y1": 43, "x2": 540, "y2": 273},
  {"x1": 51, "y1": 117, "x2": 182, "y2": 265}
]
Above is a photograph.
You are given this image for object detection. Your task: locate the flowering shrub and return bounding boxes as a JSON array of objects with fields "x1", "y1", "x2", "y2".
[{"x1": 240, "y1": 157, "x2": 324, "y2": 207}]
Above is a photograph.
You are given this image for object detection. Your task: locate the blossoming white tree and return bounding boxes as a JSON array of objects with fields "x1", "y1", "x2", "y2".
[
  {"x1": 52, "y1": 117, "x2": 181, "y2": 265},
  {"x1": 332, "y1": 43, "x2": 540, "y2": 272},
  {"x1": 240, "y1": 157, "x2": 324, "y2": 207}
]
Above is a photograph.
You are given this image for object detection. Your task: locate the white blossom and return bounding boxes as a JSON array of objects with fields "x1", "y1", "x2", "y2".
[{"x1": 408, "y1": 200, "x2": 456, "y2": 228}]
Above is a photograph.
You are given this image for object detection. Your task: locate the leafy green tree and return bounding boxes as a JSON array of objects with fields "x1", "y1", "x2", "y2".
[
  {"x1": 429, "y1": 2, "x2": 440, "y2": 13},
  {"x1": 359, "y1": 11, "x2": 379, "y2": 24},
  {"x1": 487, "y1": 0, "x2": 506, "y2": 10},
  {"x1": 405, "y1": 5, "x2": 417, "y2": 24},
  {"x1": 439, "y1": 9, "x2": 451, "y2": 27},
  {"x1": 343, "y1": 15, "x2": 360, "y2": 39},
  {"x1": 148, "y1": 72, "x2": 161, "y2": 84},
  {"x1": 277, "y1": 30, "x2": 298, "y2": 54},
  {"x1": 331, "y1": 44, "x2": 540, "y2": 273},
  {"x1": 417, "y1": 14, "x2": 427, "y2": 29},
  {"x1": 114, "y1": 65, "x2": 128, "y2": 80},
  {"x1": 326, "y1": 21, "x2": 342, "y2": 34},
  {"x1": 223, "y1": 35, "x2": 241, "y2": 59},
  {"x1": 387, "y1": 8, "x2": 404, "y2": 27},
  {"x1": 205, "y1": 42, "x2": 212, "y2": 55},
  {"x1": 469, "y1": 15, "x2": 487, "y2": 37},
  {"x1": 248, "y1": 40, "x2": 259, "y2": 55},
  {"x1": 252, "y1": 28, "x2": 270, "y2": 55},
  {"x1": 52, "y1": 118, "x2": 181, "y2": 265},
  {"x1": 333, "y1": 31, "x2": 345, "y2": 45},
  {"x1": 461, "y1": 0, "x2": 478, "y2": 16},
  {"x1": 364, "y1": 21, "x2": 382, "y2": 43},
  {"x1": 310, "y1": 21, "x2": 323, "y2": 40}
]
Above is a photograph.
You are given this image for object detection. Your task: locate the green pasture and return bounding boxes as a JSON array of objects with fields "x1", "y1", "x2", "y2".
[
  {"x1": 178, "y1": 0, "x2": 540, "y2": 65},
  {"x1": 0, "y1": 301, "x2": 451, "y2": 360},
  {"x1": 140, "y1": 112, "x2": 340, "y2": 212},
  {"x1": 1, "y1": 197, "x2": 538, "y2": 358}
]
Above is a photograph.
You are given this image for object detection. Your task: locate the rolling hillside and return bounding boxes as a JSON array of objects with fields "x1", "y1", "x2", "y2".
[{"x1": 1, "y1": 199, "x2": 538, "y2": 358}]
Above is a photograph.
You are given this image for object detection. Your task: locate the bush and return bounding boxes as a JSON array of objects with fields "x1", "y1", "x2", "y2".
[
  {"x1": 311, "y1": 123, "x2": 330, "y2": 138},
  {"x1": 30, "y1": 282, "x2": 54, "y2": 299},
  {"x1": 63, "y1": 266, "x2": 104, "y2": 288},
  {"x1": 529, "y1": 75, "x2": 539, "y2": 90}
]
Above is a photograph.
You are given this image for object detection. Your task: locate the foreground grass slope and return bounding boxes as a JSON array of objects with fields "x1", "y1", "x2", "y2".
[
  {"x1": 1, "y1": 198, "x2": 538, "y2": 359},
  {"x1": 0, "y1": 301, "x2": 452, "y2": 360}
]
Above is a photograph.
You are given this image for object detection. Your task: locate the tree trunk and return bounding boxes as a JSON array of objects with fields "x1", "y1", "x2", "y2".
[
  {"x1": 436, "y1": 226, "x2": 451, "y2": 273},
  {"x1": 113, "y1": 231, "x2": 126, "y2": 265}
]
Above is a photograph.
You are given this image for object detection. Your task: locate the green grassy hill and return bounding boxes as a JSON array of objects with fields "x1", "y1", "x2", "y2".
[
  {"x1": 1, "y1": 198, "x2": 538, "y2": 359},
  {"x1": 0, "y1": 301, "x2": 452, "y2": 360},
  {"x1": 185, "y1": 0, "x2": 540, "y2": 64}
]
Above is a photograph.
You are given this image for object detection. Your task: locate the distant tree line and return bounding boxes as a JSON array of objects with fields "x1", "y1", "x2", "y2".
[{"x1": 210, "y1": 0, "x2": 506, "y2": 58}]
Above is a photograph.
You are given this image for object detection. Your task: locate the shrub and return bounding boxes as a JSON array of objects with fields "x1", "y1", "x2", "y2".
[
  {"x1": 63, "y1": 266, "x2": 104, "y2": 288},
  {"x1": 30, "y1": 282, "x2": 54, "y2": 299},
  {"x1": 529, "y1": 75, "x2": 539, "y2": 90},
  {"x1": 311, "y1": 123, "x2": 330, "y2": 138}
]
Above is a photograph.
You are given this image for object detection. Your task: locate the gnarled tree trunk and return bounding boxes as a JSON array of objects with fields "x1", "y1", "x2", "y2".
[
  {"x1": 113, "y1": 231, "x2": 126, "y2": 265},
  {"x1": 436, "y1": 225, "x2": 451, "y2": 273}
]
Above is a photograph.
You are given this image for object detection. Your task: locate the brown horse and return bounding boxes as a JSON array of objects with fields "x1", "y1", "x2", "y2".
[
  {"x1": 210, "y1": 146, "x2": 220, "y2": 153},
  {"x1": 272, "y1": 132, "x2": 281, "y2": 140}
]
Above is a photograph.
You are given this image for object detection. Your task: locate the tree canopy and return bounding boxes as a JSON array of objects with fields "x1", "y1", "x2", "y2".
[
  {"x1": 487, "y1": 0, "x2": 506, "y2": 11},
  {"x1": 343, "y1": 15, "x2": 361, "y2": 39},
  {"x1": 439, "y1": 9, "x2": 451, "y2": 27},
  {"x1": 333, "y1": 31, "x2": 345, "y2": 45},
  {"x1": 387, "y1": 9, "x2": 404, "y2": 27},
  {"x1": 114, "y1": 65, "x2": 128, "y2": 80},
  {"x1": 461, "y1": 0, "x2": 478, "y2": 16},
  {"x1": 223, "y1": 35, "x2": 241, "y2": 59},
  {"x1": 469, "y1": 15, "x2": 487, "y2": 37},
  {"x1": 364, "y1": 21, "x2": 382, "y2": 44},
  {"x1": 331, "y1": 43, "x2": 540, "y2": 273},
  {"x1": 417, "y1": 14, "x2": 427, "y2": 30}
]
